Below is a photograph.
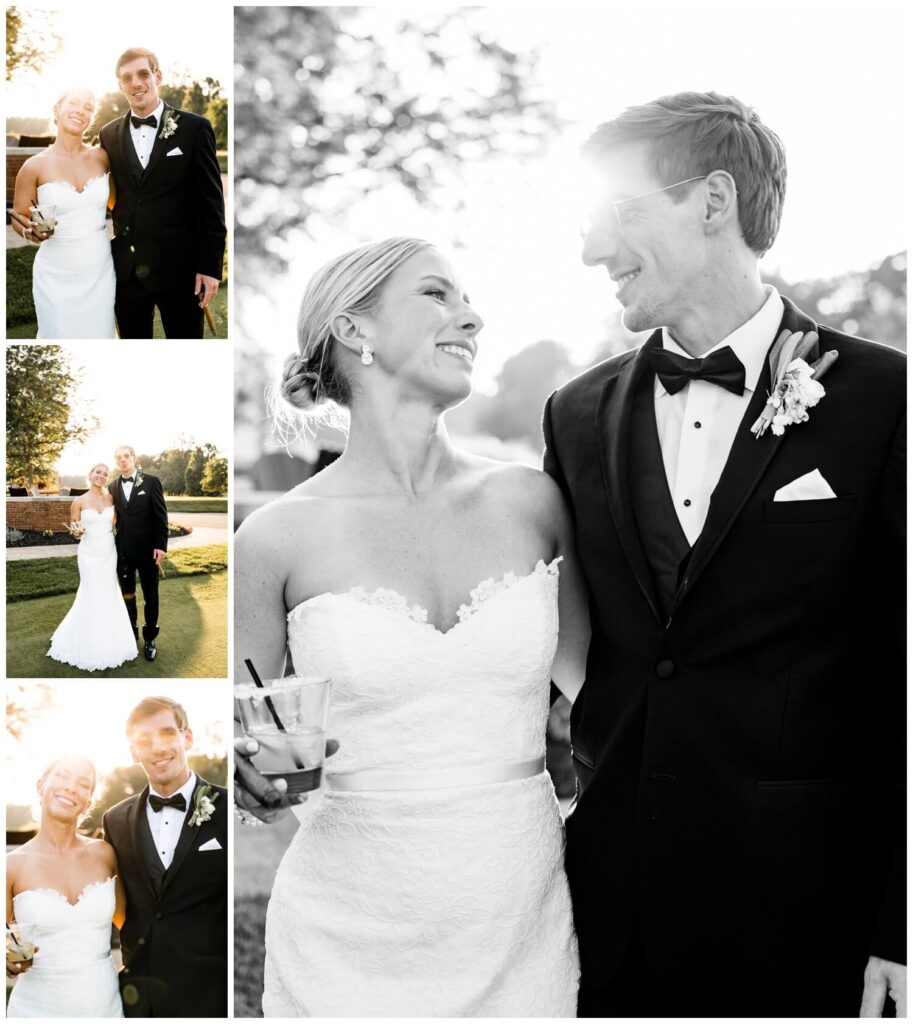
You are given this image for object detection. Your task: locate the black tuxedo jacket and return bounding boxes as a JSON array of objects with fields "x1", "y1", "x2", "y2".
[
  {"x1": 99, "y1": 105, "x2": 226, "y2": 290},
  {"x1": 103, "y1": 777, "x2": 228, "y2": 1018},
  {"x1": 110, "y1": 473, "x2": 168, "y2": 562},
  {"x1": 544, "y1": 297, "x2": 905, "y2": 1015}
]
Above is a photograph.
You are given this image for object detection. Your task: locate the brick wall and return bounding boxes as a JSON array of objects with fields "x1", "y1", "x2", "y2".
[
  {"x1": 7, "y1": 497, "x2": 72, "y2": 533},
  {"x1": 6, "y1": 149, "x2": 44, "y2": 206}
]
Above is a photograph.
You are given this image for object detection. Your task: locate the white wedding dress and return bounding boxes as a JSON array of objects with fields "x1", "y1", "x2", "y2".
[
  {"x1": 263, "y1": 558, "x2": 579, "y2": 1017},
  {"x1": 32, "y1": 173, "x2": 116, "y2": 339},
  {"x1": 47, "y1": 506, "x2": 138, "y2": 671},
  {"x1": 7, "y1": 876, "x2": 123, "y2": 1018}
]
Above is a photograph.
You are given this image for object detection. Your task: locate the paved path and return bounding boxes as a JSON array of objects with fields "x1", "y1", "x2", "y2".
[{"x1": 6, "y1": 513, "x2": 227, "y2": 561}]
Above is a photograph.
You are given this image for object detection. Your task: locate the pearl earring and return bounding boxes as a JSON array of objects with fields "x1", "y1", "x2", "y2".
[{"x1": 360, "y1": 345, "x2": 374, "y2": 366}]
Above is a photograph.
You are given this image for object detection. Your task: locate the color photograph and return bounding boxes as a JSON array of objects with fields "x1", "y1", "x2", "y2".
[
  {"x1": 6, "y1": 5, "x2": 230, "y2": 339},
  {"x1": 5, "y1": 681, "x2": 229, "y2": 1018},
  {"x1": 6, "y1": 342, "x2": 230, "y2": 678}
]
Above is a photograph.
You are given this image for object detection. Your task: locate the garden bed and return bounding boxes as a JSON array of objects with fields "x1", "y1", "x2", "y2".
[{"x1": 6, "y1": 522, "x2": 191, "y2": 548}]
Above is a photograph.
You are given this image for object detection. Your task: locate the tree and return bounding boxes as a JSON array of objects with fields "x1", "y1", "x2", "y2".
[
  {"x1": 6, "y1": 683, "x2": 53, "y2": 741},
  {"x1": 234, "y1": 7, "x2": 563, "y2": 321},
  {"x1": 6, "y1": 7, "x2": 61, "y2": 81},
  {"x1": 184, "y1": 447, "x2": 206, "y2": 496},
  {"x1": 6, "y1": 347, "x2": 95, "y2": 488},
  {"x1": 478, "y1": 340, "x2": 576, "y2": 449},
  {"x1": 201, "y1": 457, "x2": 228, "y2": 496}
]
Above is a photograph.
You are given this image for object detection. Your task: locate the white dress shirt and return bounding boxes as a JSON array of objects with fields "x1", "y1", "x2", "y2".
[
  {"x1": 655, "y1": 285, "x2": 785, "y2": 545},
  {"x1": 129, "y1": 100, "x2": 164, "y2": 169},
  {"x1": 120, "y1": 474, "x2": 135, "y2": 502},
  {"x1": 145, "y1": 771, "x2": 197, "y2": 869}
]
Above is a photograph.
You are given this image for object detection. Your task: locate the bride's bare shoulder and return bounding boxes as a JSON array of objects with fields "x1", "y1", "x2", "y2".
[
  {"x1": 236, "y1": 482, "x2": 343, "y2": 557},
  {"x1": 466, "y1": 455, "x2": 565, "y2": 508}
]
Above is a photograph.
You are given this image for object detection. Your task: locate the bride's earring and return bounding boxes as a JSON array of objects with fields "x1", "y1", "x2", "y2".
[{"x1": 360, "y1": 345, "x2": 374, "y2": 366}]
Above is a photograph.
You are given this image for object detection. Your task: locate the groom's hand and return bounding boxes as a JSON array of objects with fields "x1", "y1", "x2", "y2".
[
  {"x1": 860, "y1": 956, "x2": 906, "y2": 1016},
  {"x1": 195, "y1": 273, "x2": 220, "y2": 309},
  {"x1": 153, "y1": 549, "x2": 166, "y2": 567}
]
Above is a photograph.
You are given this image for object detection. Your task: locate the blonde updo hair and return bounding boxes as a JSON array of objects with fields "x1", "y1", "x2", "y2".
[
  {"x1": 87, "y1": 462, "x2": 109, "y2": 484},
  {"x1": 278, "y1": 237, "x2": 433, "y2": 417}
]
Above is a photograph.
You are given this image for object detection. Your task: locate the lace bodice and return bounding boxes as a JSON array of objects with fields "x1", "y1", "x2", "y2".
[
  {"x1": 12, "y1": 877, "x2": 116, "y2": 969},
  {"x1": 286, "y1": 558, "x2": 560, "y2": 775},
  {"x1": 35, "y1": 174, "x2": 109, "y2": 243}
]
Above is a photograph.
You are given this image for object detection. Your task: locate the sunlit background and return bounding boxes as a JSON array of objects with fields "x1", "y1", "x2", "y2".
[
  {"x1": 53, "y1": 343, "x2": 232, "y2": 476},
  {"x1": 4, "y1": 4, "x2": 232, "y2": 123},
  {"x1": 5, "y1": 680, "x2": 228, "y2": 833},
  {"x1": 234, "y1": 3, "x2": 906, "y2": 508}
]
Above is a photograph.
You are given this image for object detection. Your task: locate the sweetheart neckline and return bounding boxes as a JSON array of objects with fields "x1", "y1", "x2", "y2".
[
  {"x1": 81, "y1": 505, "x2": 114, "y2": 517},
  {"x1": 12, "y1": 875, "x2": 116, "y2": 908},
  {"x1": 37, "y1": 172, "x2": 109, "y2": 196},
  {"x1": 287, "y1": 557, "x2": 561, "y2": 637}
]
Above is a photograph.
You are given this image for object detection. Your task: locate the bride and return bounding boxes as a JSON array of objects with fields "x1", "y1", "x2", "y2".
[
  {"x1": 6, "y1": 754, "x2": 125, "y2": 1017},
  {"x1": 47, "y1": 463, "x2": 138, "y2": 671},
  {"x1": 235, "y1": 237, "x2": 589, "y2": 1016},
  {"x1": 11, "y1": 87, "x2": 116, "y2": 339}
]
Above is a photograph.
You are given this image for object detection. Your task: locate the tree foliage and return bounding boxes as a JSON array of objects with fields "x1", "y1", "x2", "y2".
[
  {"x1": 135, "y1": 441, "x2": 225, "y2": 496},
  {"x1": 6, "y1": 7, "x2": 61, "y2": 81},
  {"x1": 234, "y1": 6, "x2": 563, "y2": 293},
  {"x1": 200, "y1": 456, "x2": 228, "y2": 496},
  {"x1": 6, "y1": 346, "x2": 96, "y2": 488}
]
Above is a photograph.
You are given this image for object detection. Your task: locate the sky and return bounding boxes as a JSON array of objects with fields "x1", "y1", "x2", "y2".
[
  {"x1": 5, "y1": 3, "x2": 233, "y2": 120},
  {"x1": 5, "y1": 680, "x2": 227, "y2": 808},
  {"x1": 246, "y1": 2, "x2": 907, "y2": 390},
  {"x1": 53, "y1": 342, "x2": 232, "y2": 475}
]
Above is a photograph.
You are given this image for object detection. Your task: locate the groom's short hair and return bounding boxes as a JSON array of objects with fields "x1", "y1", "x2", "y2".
[
  {"x1": 115, "y1": 47, "x2": 160, "y2": 77},
  {"x1": 127, "y1": 696, "x2": 189, "y2": 733},
  {"x1": 583, "y1": 91, "x2": 787, "y2": 257},
  {"x1": 115, "y1": 444, "x2": 135, "y2": 457}
]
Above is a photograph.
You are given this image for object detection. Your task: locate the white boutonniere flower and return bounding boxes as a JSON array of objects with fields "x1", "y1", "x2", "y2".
[
  {"x1": 751, "y1": 329, "x2": 838, "y2": 439},
  {"x1": 159, "y1": 111, "x2": 180, "y2": 140},
  {"x1": 187, "y1": 784, "x2": 218, "y2": 827}
]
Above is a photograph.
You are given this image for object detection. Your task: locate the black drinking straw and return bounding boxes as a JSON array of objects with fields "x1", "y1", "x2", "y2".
[{"x1": 244, "y1": 658, "x2": 305, "y2": 770}]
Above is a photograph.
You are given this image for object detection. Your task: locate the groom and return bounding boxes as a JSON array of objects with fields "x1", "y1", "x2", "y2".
[
  {"x1": 99, "y1": 47, "x2": 226, "y2": 338},
  {"x1": 544, "y1": 92, "x2": 905, "y2": 1017},
  {"x1": 103, "y1": 696, "x2": 227, "y2": 1018},
  {"x1": 111, "y1": 445, "x2": 168, "y2": 661}
]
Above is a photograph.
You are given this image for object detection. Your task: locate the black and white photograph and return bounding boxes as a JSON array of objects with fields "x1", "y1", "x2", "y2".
[
  {"x1": 232, "y1": 4, "x2": 906, "y2": 1019},
  {"x1": 5, "y1": 5, "x2": 230, "y2": 339}
]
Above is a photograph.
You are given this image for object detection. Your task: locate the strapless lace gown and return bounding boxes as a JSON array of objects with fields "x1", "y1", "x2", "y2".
[
  {"x1": 263, "y1": 558, "x2": 579, "y2": 1017},
  {"x1": 33, "y1": 173, "x2": 116, "y2": 339},
  {"x1": 7, "y1": 876, "x2": 123, "y2": 1018},
  {"x1": 47, "y1": 506, "x2": 138, "y2": 671}
]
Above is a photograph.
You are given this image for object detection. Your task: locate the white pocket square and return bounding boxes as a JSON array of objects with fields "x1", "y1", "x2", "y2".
[
  {"x1": 198, "y1": 837, "x2": 222, "y2": 851},
  {"x1": 136, "y1": 490, "x2": 146, "y2": 496},
  {"x1": 166, "y1": 147, "x2": 183, "y2": 156},
  {"x1": 774, "y1": 469, "x2": 837, "y2": 502}
]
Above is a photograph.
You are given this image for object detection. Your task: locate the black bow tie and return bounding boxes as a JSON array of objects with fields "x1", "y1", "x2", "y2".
[
  {"x1": 149, "y1": 792, "x2": 186, "y2": 813},
  {"x1": 122, "y1": 476, "x2": 135, "y2": 484},
  {"x1": 131, "y1": 114, "x2": 157, "y2": 129},
  {"x1": 649, "y1": 345, "x2": 746, "y2": 397}
]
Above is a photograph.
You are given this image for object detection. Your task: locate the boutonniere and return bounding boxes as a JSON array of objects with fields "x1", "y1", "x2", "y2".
[
  {"x1": 159, "y1": 111, "x2": 180, "y2": 140},
  {"x1": 187, "y1": 784, "x2": 218, "y2": 827},
  {"x1": 751, "y1": 329, "x2": 838, "y2": 439}
]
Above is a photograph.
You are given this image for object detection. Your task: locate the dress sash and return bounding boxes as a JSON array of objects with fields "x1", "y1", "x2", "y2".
[{"x1": 325, "y1": 756, "x2": 545, "y2": 792}]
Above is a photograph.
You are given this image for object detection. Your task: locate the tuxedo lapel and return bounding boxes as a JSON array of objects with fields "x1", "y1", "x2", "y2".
[
  {"x1": 143, "y1": 105, "x2": 174, "y2": 181},
  {"x1": 120, "y1": 113, "x2": 144, "y2": 185},
  {"x1": 667, "y1": 298, "x2": 820, "y2": 616},
  {"x1": 597, "y1": 333, "x2": 664, "y2": 626},
  {"x1": 162, "y1": 777, "x2": 206, "y2": 893},
  {"x1": 125, "y1": 788, "x2": 157, "y2": 900}
]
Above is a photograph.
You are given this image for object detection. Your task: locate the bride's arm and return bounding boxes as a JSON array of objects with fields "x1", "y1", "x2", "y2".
[
  {"x1": 68, "y1": 497, "x2": 83, "y2": 537},
  {"x1": 99, "y1": 149, "x2": 116, "y2": 209},
  {"x1": 5, "y1": 853, "x2": 16, "y2": 924},
  {"x1": 234, "y1": 503, "x2": 291, "y2": 682},
  {"x1": 546, "y1": 479, "x2": 590, "y2": 705},
  {"x1": 11, "y1": 158, "x2": 40, "y2": 242}
]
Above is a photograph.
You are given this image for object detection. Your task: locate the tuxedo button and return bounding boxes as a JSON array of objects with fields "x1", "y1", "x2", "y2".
[
  {"x1": 655, "y1": 659, "x2": 676, "y2": 679},
  {"x1": 154, "y1": 911, "x2": 163, "y2": 920}
]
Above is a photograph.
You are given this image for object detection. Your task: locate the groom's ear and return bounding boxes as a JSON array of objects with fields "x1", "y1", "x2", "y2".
[
  {"x1": 182, "y1": 727, "x2": 194, "y2": 750},
  {"x1": 701, "y1": 169, "x2": 739, "y2": 237},
  {"x1": 330, "y1": 313, "x2": 369, "y2": 356}
]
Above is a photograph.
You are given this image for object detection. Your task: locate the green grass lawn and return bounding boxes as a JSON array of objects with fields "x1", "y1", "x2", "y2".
[
  {"x1": 6, "y1": 568, "x2": 227, "y2": 678},
  {"x1": 6, "y1": 245, "x2": 228, "y2": 339},
  {"x1": 164, "y1": 498, "x2": 227, "y2": 513},
  {"x1": 6, "y1": 543, "x2": 227, "y2": 602}
]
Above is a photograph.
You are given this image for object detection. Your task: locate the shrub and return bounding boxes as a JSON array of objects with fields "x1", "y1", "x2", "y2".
[{"x1": 6, "y1": 528, "x2": 24, "y2": 545}]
